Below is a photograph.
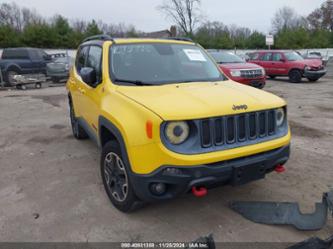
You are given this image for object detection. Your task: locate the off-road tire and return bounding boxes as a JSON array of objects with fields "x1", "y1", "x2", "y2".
[
  {"x1": 69, "y1": 101, "x2": 88, "y2": 140},
  {"x1": 289, "y1": 70, "x2": 302, "y2": 83},
  {"x1": 101, "y1": 140, "x2": 143, "y2": 213}
]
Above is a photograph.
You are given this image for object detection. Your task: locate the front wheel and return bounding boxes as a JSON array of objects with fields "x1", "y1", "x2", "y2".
[
  {"x1": 101, "y1": 141, "x2": 143, "y2": 212},
  {"x1": 289, "y1": 70, "x2": 302, "y2": 83}
]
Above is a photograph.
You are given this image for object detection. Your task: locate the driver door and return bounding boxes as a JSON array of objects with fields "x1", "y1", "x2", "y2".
[
  {"x1": 78, "y1": 45, "x2": 103, "y2": 137},
  {"x1": 70, "y1": 46, "x2": 89, "y2": 119},
  {"x1": 270, "y1": 52, "x2": 289, "y2": 76}
]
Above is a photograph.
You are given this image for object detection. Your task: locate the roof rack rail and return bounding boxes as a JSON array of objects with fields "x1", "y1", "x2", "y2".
[
  {"x1": 164, "y1": 37, "x2": 193, "y2": 42},
  {"x1": 83, "y1": 34, "x2": 114, "y2": 43}
]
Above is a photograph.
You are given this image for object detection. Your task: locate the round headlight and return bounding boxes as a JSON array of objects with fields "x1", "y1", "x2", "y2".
[
  {"x1": 165, "y1": 121, "x2": 190, "y2": 145},
  {"x1": 276, "y1": 108, "x2": 285, "y2": 127}
]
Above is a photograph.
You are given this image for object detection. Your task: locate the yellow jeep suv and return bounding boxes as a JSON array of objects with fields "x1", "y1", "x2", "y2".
[{"x1": 67, "y1": 35, "x2": 291, "y2": 212}]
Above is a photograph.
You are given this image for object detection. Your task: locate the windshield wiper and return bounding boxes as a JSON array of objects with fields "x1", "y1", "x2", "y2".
[{"x1": 114, "y1": 78, "x2": 152, "y2": 86}]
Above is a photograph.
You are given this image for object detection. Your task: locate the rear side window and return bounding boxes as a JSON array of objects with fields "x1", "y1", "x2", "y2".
[
  {"x1": 2, "y1": 49, "x2": 29, "y2": 60},
  {"x1": 86, "y1": 46, "x2": 102, "y2": 83},
  {"x1": 272, "y1": 53, "x2": 282, "y2": 61},
  {"x1": 76, "y1": 46, "x2": 89, "y2": 72},
  {"x1": 260, "y1": 53, "x2": 272, "y2": 61}
]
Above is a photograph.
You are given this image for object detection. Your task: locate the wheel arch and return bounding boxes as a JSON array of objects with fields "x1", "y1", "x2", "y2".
[
  {"x1": 288, "y1": 67, "x2": 303, "y2": 75},
  {"x1": 98, "y1": 116, "x2": 131, "y2": 170},
  {"x1": 5, "y1": 64, "x2": 22, "y2": 73}
]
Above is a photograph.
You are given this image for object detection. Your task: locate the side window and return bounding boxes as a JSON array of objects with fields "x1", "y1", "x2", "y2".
[
  {"x1": 29, "y1": 50, "x2": 40, "y2": 60},
  {"x1": 2, "y1": 49, "x2": 29, "y2": 59},
  {"x1": 260, "y1": 53, "x2": 272, "y2": 61},
  {"x1": 76, "y1": 46, "x2": 89, "y2": 72},
  {"x1": 272, "y1": 53, "x2": 282, "y2": 61},
  {"x1": 249, "y1": 53, "x2": 259, "y2": 60},
  {"x1": 86, "y1": 46, "x2": 103, "y2": 83}
]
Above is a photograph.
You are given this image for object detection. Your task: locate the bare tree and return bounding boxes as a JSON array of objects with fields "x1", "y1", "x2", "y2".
[
  {"x1": 0, "y1": 2, "x2": 22, "y2": 31},
  {"x1": 22, "y1": 7, "x2": 42, "y2": 26},
  {"x1": 71, "y1": 19, "x2": 87, "y2": 33},
  {"x1": 0, "y1": 3, "x2": 43, "y2": 31},
  {"x1": 308, "y1": 0, "x2": 333, "y2": 31},
  {"x1": 158, "y1": 0, "x2": 201, "y2": 36},
  {"x1": 271, "y1": 6, "x2": 307, "y2": 33}
]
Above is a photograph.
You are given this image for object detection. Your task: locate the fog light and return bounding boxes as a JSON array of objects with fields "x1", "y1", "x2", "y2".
[{"x1": 150, "y1": 183, "x2": 167, "y2": 196}]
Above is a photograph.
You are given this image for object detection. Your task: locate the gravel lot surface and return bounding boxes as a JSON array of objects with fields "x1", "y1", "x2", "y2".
[{"x1": 0, "y1": 78, "x2": 332, "y2": 243}]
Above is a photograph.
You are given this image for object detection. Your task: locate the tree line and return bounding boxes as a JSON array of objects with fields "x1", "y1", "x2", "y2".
[{"x1": 0, "y1": 1, "x2": 333, "y2": 49}]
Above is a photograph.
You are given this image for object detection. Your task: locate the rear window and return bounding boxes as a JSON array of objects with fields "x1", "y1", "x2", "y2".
[{"x1": 2, "y1": 49, "x2": 29, "y2": 60}]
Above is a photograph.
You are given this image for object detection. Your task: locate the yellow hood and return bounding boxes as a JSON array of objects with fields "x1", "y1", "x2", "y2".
[{"x1": 116, "y1": 81, "x2": 286, "y2": 120}]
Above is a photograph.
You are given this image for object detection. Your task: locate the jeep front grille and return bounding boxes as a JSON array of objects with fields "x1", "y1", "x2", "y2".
[
  {"x1": 200, "y1": 110, "x2": 276, "y2": 148},
  {"x1": 240, "y1": 69, "x2": 263, "y2": 79}
]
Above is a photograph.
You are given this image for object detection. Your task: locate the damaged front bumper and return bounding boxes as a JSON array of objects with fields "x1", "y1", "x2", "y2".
[{"x1": 231, "y1": 190, "x2": 333, "y2": 231}]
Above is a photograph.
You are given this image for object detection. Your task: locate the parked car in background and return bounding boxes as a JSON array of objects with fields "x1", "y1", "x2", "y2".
[
  {"x1": 47, "y1": 54, "x2": 73, "y2": 83},
  {"x1": 0, "y1": 47, "x2": 52, "y2": 86},
  {"x1": 302, "y1": 51, "x2": 323, "y2": 59},
  {"x1": 209, "y1": 51, "x2": 266, "y2": 89},
  {"x1": 248, "y1": 50, "x2": 326, "y2": 83}
]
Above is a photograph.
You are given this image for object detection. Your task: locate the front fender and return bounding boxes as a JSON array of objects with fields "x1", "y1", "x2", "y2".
[{"x1": 99, "y1": 91, "x2": 163, "y2": 171}]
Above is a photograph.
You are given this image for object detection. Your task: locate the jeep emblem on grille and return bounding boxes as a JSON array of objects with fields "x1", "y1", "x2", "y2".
[{"x1": 232, "y1": 104, "x2": 248, "y2": 111}]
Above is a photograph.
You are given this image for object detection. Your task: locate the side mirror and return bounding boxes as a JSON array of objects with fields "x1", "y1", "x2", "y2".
[
  {"x1": 80, "y1": 67, "x2": 96, "y2": 86},
  {"x1": 280, "y1": 58, "x2": 286, "y2": 62}
]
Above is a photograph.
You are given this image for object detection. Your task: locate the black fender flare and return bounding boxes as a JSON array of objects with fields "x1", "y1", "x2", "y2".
[{"x1": 98, "y1": 116, "x2": 132, "y2": 173}]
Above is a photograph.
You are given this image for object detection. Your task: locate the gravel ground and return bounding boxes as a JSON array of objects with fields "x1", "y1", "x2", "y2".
[{"x1": 0, "y1": 78, "x2": 332, "y2": 243}]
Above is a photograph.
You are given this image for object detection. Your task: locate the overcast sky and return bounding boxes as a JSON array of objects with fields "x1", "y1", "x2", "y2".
[{"x1": 13, "y1": 0, "x2": 326, "y2": 33}]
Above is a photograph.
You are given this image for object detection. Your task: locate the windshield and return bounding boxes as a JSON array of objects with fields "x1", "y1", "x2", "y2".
[
  {"x1": 110, "y1": 43, "x2": 225, "y2": 85},
  {"x1": 210, "y1": 52, "x2": 244, "y2": 64},
  {"x1": 284, "y1": 52, "x2": 304, "y2": 61}
]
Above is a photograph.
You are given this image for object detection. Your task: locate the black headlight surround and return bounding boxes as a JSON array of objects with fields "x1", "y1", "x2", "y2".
[
  {"x1": 275, "y1": 106, "x2": 287, "y2": 131},
  {"x1": 161, "y1": 121, "x2": 198, "y2": 148}
]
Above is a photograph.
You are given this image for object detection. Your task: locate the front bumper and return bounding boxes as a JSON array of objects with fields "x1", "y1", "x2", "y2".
[
  {"x1": 304, "y1": 69, "x2": 327, "y2": 79},
  {"x1": 230, "y1": 76, "x2": 266, "y2": 88},
  {"x1": 130, "y1": 145, "x2": 290, "y2": 202}
]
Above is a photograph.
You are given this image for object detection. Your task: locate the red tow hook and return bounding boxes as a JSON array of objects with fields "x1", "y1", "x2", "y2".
[
  {"x1": 275, "y1": 164, "x2": 286, "y2": 173},
  {"x1": 192, "y1": 186, "x2": 208, "y2": 198}
]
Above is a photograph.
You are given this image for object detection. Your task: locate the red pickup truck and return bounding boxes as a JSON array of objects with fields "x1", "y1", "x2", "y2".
[{"x1": 248, "y1": 50, "x2": 326, "y2": 83}]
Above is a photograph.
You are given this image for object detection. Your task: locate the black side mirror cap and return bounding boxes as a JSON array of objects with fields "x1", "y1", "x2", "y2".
[{"x1": 80, "y1": 67, "x2": 97, "y2": 86}]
